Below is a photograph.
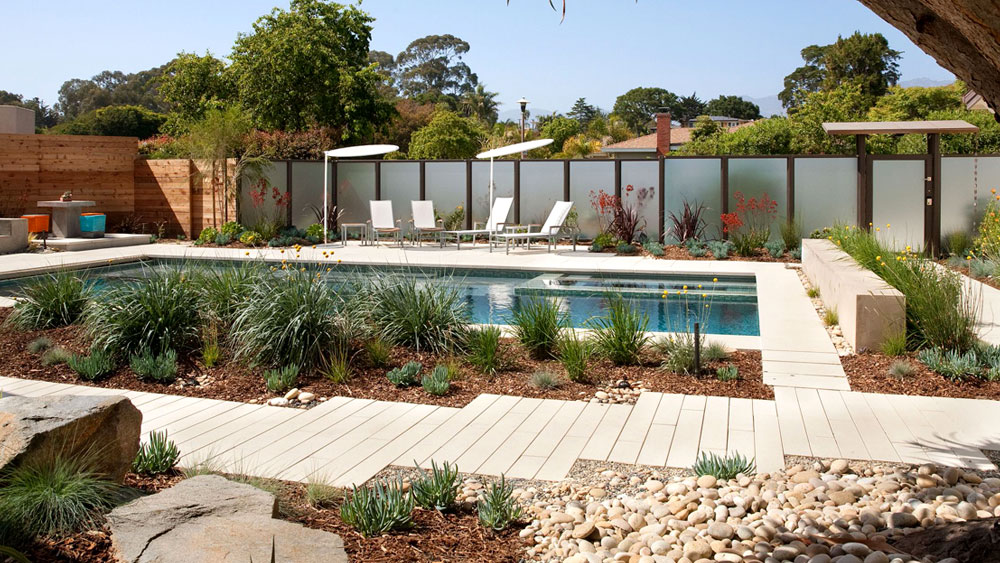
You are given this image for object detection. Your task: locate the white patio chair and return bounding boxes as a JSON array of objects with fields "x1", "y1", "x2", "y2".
[
  {"x1": 367, "y1": 200, "x2": 402, "y2": 247},
  {"x1": 443, "y1": 196, "x2": 513, "y2": 250},
  {"x1": 409, "y1": 200, "x2": 445, "y2": 247},
  {"x1": 494, "y1": 201, "x2": 577, "y2": 254}
]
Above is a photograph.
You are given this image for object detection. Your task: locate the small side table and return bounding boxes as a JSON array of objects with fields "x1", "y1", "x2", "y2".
[
  {"x1": 37, "y1": 200, "x2": 96, "y2": 238},
  {"x1": 340, "y1": 222, "x2": 368, "y2": 247}
]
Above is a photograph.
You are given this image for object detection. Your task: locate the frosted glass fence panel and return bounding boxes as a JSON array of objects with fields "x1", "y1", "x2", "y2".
[
  {"x1": 337, "y1": 162, "x2": 375, "y2": 225},
  {"x1": 728, "y1": 158, "x2": 786, "y2": 241},
  {"x1": 941, "y1": 156, "x2": 1000, "y2": 237},
  {"x1": 522, "y1": 161, "x2": 565, "y2": 226},
  {"x1": 568, "y1": 161, "x2": 613, "y2": 237},
  {"x1": 471, "y1": 161, "x2": 514, "y2": 225},
  {"x1": 240, "y1": 161, "x2": 287, "y2": 229},
  {"x1": 380, "y1": 162, "x2": 420, "y2": 227},
  {"x1": 794, "y1": 158, "x2": 856, "y2": 236},
  {"x1": 664, "y1": 159, "x2": 722, "y2": 240},
  {"x1": 621, "y1": 161, "x2": 660, "y2": 240},
  {"x1": 425, "y1": 162, "x2": 467, "y2": 222},
  {"x1": 290, "y1": 162, "x2": 325, "y2": 228},
  {"x1": 872, "y1": 159, "x2": 924, "y2": 250}
]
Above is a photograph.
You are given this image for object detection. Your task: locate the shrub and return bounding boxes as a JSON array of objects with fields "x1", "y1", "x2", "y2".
[
  {"x1": 703, "y1": 340, "x2": 729, "y2": 362},
  {"x1": 40, "y1": 346, "x2": 73, "y2": 366},
  {"x1": 715, "y1": 364, "x2": 740, "y2": 381},
  {"x1": 823, "y1": 307, "x2": 839, "y2": 326},
  {"x1": 477, "y1": 475, "x2": 523, "y2": 531},
  {"x1": 593, "y1": 232, "x2": 617, "y2": 248},
  {"x1": 590, "y1": 295, "x2": 650, "y2": 365},
  {"x1": 691, "y1": 451, "x2": 756, "y2": 481},
  {"x1": 0, "y1": 452, "x2": 125, "y2": 540},
  {"x1": 422, "y1": 366, "x2": 451, "y2": 396},
  {"x1": 780, "y1": 219, "x2": 802, "y2": 251},
  {"x1": 387, "y1": 361, "x2": 422, "y2": 387},
  {"x1": 558, "y1": 331, "x2": 593, "y2": 383},
  {"x1": 531, "y1": 370, "x2": 563, "y2": 389},
  {"x1": 917, "y1": 347, "x2": 944, "y2": 372},
  {"x1": 196, "y1": 227, "x2": 218, "y2": 245},
  {"x1": 589, "y1": 242, "x2": 604, "y2": 253},
  {"x1": 26, "y1": 337, "x2": 53, "y2": 354},
  {"x1": 304, "y1": 223, "x2": 325, "y2": 240},
  {"x1": 615, "y1": 242, "x2": 638, "y2": 255},
  {"x1": 807, "y1": 287, "x2": 820, "y2": 298},
  {"x1": 465, "y1": 325, "x2": 510, "y2": 377},
  {"x1": 970, "y1": 259, "x2": 994, "y2": 278},
  {"x1": 763, "y1": 240, "x2": 786, "y2": 258},
  {"x1": 937, "y1": 349, "x2": 980, "y2": 381},
  {"x1": 687, "y1": 244, "x2": 708, "y2": 258},
  {"x1": 721, "y1": 191, "x2": 777, "y2": 257},
  {"x1": 643, "y1": 241, "x2": 665, "y2": 257},
  {"x1": 129, "y1": 349, "x2": 178, "y2": 383},
  {"x1": 85, "y1": 269, "x2": 201, "y2": 358},
  {"x1": 888, "y1": 360, "x2": 916, "y2": 379},
  {"x1": 790, "y1": 247, "x2": 802, "y2": 260},
  {"x1": 132, "y1": 430, "x2": 180, "y2": 474},
  {"x1": 881, "y1": 331, "x2": 908, "y2": 357},
  {"x1": 306, "y1": 475, "x2": 342, "y2": 508},
  {"x1": 264, "y1": 365, "x2": 299, "y2": 393},
  {"x1": 213, "y1": 233, "x2": 232, "y2": 246},
  {"x1": 5, "y1": 273, "x2": 91, "y2": 330},
  {"x1": 944, "y1": 230, "x2": 971, "y2": 257},
  {"x1": 231, "y1": 269, "x2": 357, "y2": 372},
  {"x1": 655, "y1": 333, "x2": 702, "y2": 375},
  {"x1": 192, "y1": 264, "x2": 262, "y2": 328},
  {"x1": 411, "y1": 460, "x2": 460, "y2": 511},
  {"x1": 368, "y1": 276, "x2": 468, "y2": 353},
  {"x1": 666, "y1": 199, "x2": 707, "y2": 243},
  {"x1": 219, "y1": 221, "x2": 243, "y2": 238},
  {"x1": 238, "y1": 230, "x2": 262, "y2": 246},
  {"x1": 67, "y1": 350, "x2": 116, "y2": 381},
  {"x1": 365, "y1": 337, "x2": 392, "y2": 369},
  {"x1": 707, "y1": 240, "x2": 732, "y2": 259},
  {"x1": 511, "y1": 297, "x2": 565, "y2": 359},
  {"x1": 340, "y1": 478, "x2": 414, "y2": 537}
]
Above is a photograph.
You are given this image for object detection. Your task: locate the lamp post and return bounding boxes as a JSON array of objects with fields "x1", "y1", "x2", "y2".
[{"x1": 517, "y1": 97, "x2": 529, "y2": 157}]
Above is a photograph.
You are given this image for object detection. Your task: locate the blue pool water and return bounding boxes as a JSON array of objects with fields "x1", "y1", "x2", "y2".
[{"x1": 0, "y1": 260, "x2": 760, "y2": 336}]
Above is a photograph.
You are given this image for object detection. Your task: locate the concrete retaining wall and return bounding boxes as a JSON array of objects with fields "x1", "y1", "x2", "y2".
[{"x1": 801, "y1": 238, "x2": 905, "y2": 351}]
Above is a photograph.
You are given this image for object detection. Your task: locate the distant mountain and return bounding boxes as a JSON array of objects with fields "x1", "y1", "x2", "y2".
[
  {"x1": 744, "y1": 94, "x2": 785, "y2": 118},
  {"x1": 898, "y1": 77, "x2": 955, "y2": 88},
  {"x1": 498, "y1": 107, "x2": 555, "y2": 123}
]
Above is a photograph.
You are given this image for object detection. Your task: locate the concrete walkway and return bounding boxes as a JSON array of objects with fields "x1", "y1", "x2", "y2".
[{"x1": 2, "y1": 375, "x2": 996, "y2": 487}]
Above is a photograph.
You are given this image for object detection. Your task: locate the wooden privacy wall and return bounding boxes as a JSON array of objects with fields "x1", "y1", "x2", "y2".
[
  {"x1": 132, "y1": 158, "x2": 236, "y2": 238},
  {"x1": 0, "y1": 134, "x2": 136, "y2": 223}
]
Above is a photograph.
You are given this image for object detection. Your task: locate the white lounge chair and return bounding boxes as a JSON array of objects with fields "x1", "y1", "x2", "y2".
[
  {"x1": 409, "y1": 200, "x2": 444, "y2": 247},
  {"x1": 494, "y1": 201, "x2": 577, "y2": 254},
  {"x1": 367, "y1": 200, "x2": 402, "y2": 247},
  {"x1": 443, "y1": 196, "x2": 513, "y2": 249}
]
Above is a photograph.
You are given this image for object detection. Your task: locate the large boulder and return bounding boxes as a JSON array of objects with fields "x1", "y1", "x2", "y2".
[
  {"x1": 108, "y1": 475, "x2": 348, "y2": 563},
  {"x1": 0, "y1": 394, "x2": 141, "y2": 482}
]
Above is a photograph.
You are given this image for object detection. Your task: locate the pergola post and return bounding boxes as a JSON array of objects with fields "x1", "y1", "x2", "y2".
[
  {"x1": 856, "y1": 134, "x2": 869, "y2": 229},
  {"x1": 927, "y1": 133, "x2": 942, "y2": 256}
]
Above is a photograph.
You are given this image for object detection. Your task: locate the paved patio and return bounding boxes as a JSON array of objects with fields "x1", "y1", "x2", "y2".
[{"x1": 1, "y1": 243, "x2": 998, "y2": 485}]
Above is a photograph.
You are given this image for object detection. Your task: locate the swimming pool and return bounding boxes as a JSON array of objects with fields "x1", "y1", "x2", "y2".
[{"x1": 0, "y1": 260, "x2": 760, "y2": 336}]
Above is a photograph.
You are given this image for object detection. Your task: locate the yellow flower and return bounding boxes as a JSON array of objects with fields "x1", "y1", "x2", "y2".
[
  {"x1": 702, "y1": 293, "x2": 707, "y2": 298},
  {"x1": 682, "y1": 285, "x2": 688, "y2": 290},
  {"x1": 300, "y1": 267, "x2": 306, "y2": 272},
  {"x1": 967, "y1": 255, "x2": 973, "y2": 260},
  {"x1": 876, "y1": 227, "x2": 880, "y2": 232},
  {"x1": 311, "y1": 245, "x2": 316, "y2": 249},
  {"x1": 697, "y1": 284, "x2": 702, "y2": 289},
  {"x1": 886, "y1": 223, "x2": 891, "y2": 228},
  {"x1": 712, "y1": 277, "x2": 718, "y2": 283},
  {"x1": 245, "y1": 251, "x2": 250, "y2": 256},
  {"x1": 705, "y1": 304, "x2": 709, "y2": 308},
  {"x1": 337, "y1": 259, "x2": 342, "y2": 263},
  {"x1": 280, "y1": 249, "x2": 285, "y2": 253},
  {"x1": 326, "y1": 267, "x2": 332, "y2": 272},
  {"x1": 661, "y1": 294, "x2": 667, "y2": 299},
  {"x1": 281, "y1": 265, "x2": 287, "y2": 270},
  {"x1": 876, "y1": 255, "x2": 881, "y2": 261}
]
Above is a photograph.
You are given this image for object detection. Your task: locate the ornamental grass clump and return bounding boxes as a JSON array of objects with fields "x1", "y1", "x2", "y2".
[
  {"x1": 264, "y1": 365, "x2": 299, "y2": 392},
  {"x1": 558, "y1": 331, "x2": 593, "y2": 383},
  {"x1": 85, "y1": 269, "x2": 201, "y2": 358},
  {"x1": 655, "y1": 333, "x2": 701, "y2": 375},
  {"x1": 132, "y1": 430, "x2": 180, "y2": 474},
  {"x1": 511, "y1": 296, "x2": 565, "y2": 359},
  {"x1": 191, "y1": 263, "x2": 262, "y2": 327},
  {"x1": 530, "y1": 370, "x2": 563, "y2": 390},
  {"x1": 129, "y1": 349, "x2": 178, "y2": 383},
  {"x1": 41, "y1": 346, "x2": 73, "y2": 366},
  {"x1": 340, "y1": 478, "x2": 414, "y2": 537},
  {"x1": 231, "y1": 268, "x2": 357, "y2": 372},
  {"x1": 368, "y1": 276, "x2": 468, "y2": 353},
  {"x1": 464, "y1": 325, "x2": 511, "y2": 377},
  {"x1": 364, "y1": 337, "x2": 392, "y2": 369},
  {"x1": 410, "y1": 460, "x2": 460, "y2": 511},
  {"x1": 26, "y1": 337, "x2": 53, "y2": 355},
  {"x1": 691, "y1": 451, "x2": 756, "y2": 481},
  {"x1": 590, "y1": 295, "x2": 650, "y2": 365},
  {"x1": 5, "y1": 273, "x2": 91, "y2": 330},
  {"x1": 67, "y1": 349, "x2": 116, "y2": 381},
  {"x1": 477, "y1": 475, "x2": 523, "y2": 532}
]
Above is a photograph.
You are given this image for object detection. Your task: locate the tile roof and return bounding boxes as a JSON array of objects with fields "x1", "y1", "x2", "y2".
[{"x1": 602, "y1": 122, "x2": 756, "y2": 152}]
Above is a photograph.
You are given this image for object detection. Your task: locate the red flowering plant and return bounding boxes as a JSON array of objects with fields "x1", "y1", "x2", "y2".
[
  {"x1": 589, "y1": 185, "x2": 654, "y2": 244},
  {"x1": 248, "y1": 179, "x2": 290, "y2": 241},
  {"x1": 722, "y1": 191, "x2": 777, "y2": 256}
]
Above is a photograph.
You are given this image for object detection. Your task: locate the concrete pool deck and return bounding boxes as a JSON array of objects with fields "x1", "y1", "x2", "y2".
[{"x1": 3, "y1": 242, "x2": 998, "y2": 481}]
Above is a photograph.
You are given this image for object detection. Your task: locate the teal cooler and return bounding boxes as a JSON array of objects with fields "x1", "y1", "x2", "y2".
[{"x1": 79, "y1": 213, "x2": 106, "y2": 239}]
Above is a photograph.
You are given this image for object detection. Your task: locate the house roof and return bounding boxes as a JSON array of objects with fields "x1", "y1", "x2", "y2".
[
  {"x1": 600, "y1": 128, "x2": 697, "y2": 153},
  {"x1": 823, "y1": 120, "x2": 979, "y2": 135}
]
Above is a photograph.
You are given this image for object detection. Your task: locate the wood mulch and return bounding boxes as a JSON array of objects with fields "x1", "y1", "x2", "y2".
[
  {"x1": 937, "y1": 259, "x2": 1000, "y2": 290},
  {"x1": 654, "y1": 244, "x2": 798, "y2": 263},
  {"x1": 842, "y1": 352, "x2": 1000, "y2": 401},
  {"x1": 0, "y1": 308, "x2": 772, "y2": 406}
]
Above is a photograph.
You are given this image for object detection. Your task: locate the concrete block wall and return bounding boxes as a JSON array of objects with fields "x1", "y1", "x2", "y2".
[
  {"x1": 0, "y1": 105, "x2": 34, "y2": 134},
  {"x1": 0, "y1": 218, "x2": 28, "y2": 254},
  {"x1": 801, "y1": 238, "x2": 905, "y2": 351}
]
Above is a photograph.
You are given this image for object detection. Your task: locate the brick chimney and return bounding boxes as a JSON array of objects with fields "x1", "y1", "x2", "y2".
[{"x1": 655, "y1": 113, "x2": 671, "y2": 156}]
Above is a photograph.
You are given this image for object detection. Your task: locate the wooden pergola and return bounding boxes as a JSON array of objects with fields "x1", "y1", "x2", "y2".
[{"x1": 823, "y1": 119, "x2": 980, "y2": 255}]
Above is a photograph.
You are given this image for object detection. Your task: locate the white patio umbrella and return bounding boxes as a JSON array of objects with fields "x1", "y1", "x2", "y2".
[
  {"x1": 476, "y1": 138, "x2": 553, "y2": 212},
  {"x1": 322, "y1": 144, "x2": 398, "y2": 243}
]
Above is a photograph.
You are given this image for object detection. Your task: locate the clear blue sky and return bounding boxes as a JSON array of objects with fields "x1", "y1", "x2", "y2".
[{"x1": 1, "y1": 0, "x2": 953, "y2": 115}]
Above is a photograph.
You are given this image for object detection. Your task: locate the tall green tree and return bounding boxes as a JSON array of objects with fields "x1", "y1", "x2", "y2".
[
  {"x1": 459, "y1": 84, "x2": 500, "y2": 125},
  {"x1": 54, "y1": 105, "x2": 166, "y2": 138},
  {"x1": 704, "y1": 95, "x2": 761, "y2": 120},
  {"x1": 159, "y1": 52, "x2": 231, "y2": 125},
  {"x1": 394, "y1": 34, "x2": 479, "y2": 105},
  {"x1": 228, "y1": 0, "x2": 393, "y2": 139},
  {"x1": 408, "y1": 109, "x2": 487, "y2": 159},
  {"x1": 612, "y1": 87, "x2": 678, "y2": 134},
  {"x1": 539, "y1": 115, "x2": 581, "y2": 152},
  {"x1": 779, "y1": 32, "x2": 901, "y2": 110},
  {"x1": 368, "y1": 49, "x2": 398, "y2": 99},
  {"x1": 57, "y1": 66, "x2": 167, "y2": 119},
  {"x1": 674, "y1": 93, "x2": 706, "y2": 123},
  {"x1": 568, "y1": 97, "x2": 600, "y2": 125}
]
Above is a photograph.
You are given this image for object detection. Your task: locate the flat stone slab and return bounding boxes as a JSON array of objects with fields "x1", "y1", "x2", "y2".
[
  {"x1": 108, "y1": 475, "x2": 347, "y2": 563},
  {"x1": 0, "y1": 394, "x2": 141, "y2": 482}
]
